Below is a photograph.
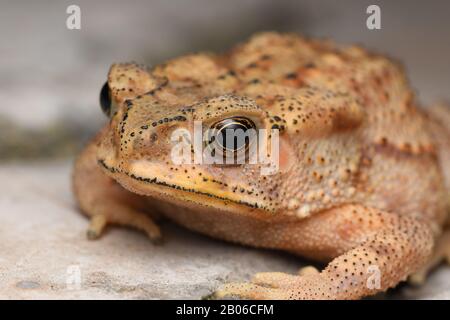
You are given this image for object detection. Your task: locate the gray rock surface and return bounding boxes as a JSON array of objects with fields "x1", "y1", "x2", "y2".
[{"x1": 0, "y1": 161, "x2": 449, "y2": 299}]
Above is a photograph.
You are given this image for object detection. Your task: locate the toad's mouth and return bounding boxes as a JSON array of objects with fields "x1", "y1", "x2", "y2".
[{"x1": 97, "y1": 159, "x2": 269, "y2": 212}]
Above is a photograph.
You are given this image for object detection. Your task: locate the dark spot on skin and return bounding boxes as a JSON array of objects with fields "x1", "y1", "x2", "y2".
[
  {"x1": 285, "y1": 72, "x2": 297, "y2": 79},
  {"x1": 304, "y1": 62, "x2": 316, "y2": 68},
  {"x1": 174, "y1": 115, "x2": 187, "y2": 121}
]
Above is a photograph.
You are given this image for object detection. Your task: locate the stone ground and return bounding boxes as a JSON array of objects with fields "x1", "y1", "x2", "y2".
[{"x1": 0, "y1": 161, "x2": 449, "y2": 299}]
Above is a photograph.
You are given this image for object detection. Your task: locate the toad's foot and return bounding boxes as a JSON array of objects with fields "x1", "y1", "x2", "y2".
[
  {"x1": 215, "y1": 205, "x2": 434, "y2": 300},
  {"x1": 87, "y1": 208, "x2": 162, "y2": 244},
  {"x1": 216, "y1": 272, "x2": 350, "y2": 300},
  {"x1": 409, "y1": 230, "x2": 450, "y2": 285}
]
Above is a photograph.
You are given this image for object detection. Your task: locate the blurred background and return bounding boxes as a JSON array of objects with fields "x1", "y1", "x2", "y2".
[
  {"x1": 1, "y1": 0, "x2": 449, "y2": 160},
  {"x1": 0, "y1": 0, "x2": 450, "y2": 299}
]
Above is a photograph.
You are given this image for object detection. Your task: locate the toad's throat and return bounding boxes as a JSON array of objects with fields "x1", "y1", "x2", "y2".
[{"x1": 98, "y1": 159, "x2": 264, "y2": 210}]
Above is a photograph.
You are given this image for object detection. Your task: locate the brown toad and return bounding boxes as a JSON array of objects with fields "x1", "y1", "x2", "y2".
[{"x1": 73, "y1": 32, "x2": 450, "y2": 299}]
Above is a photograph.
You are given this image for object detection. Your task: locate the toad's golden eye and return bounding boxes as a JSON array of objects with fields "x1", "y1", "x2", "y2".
[{"x1": 209, "y1": 117, "x2": 257, "y2": 154}]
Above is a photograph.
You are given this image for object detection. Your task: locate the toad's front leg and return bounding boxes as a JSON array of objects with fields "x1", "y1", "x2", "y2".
[
  {"x1": 215, "y1": 205, "x2": 434, "y2": 300},
  {"x1": 73, "y1": 132, "x2": 162, "y2": 243}
]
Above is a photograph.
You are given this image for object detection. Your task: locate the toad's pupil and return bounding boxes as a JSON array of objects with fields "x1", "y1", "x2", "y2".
[
  {"x1": 217, "y1": 124, "x2": 248, "y2": 151},
  {"x1": 212, "y1": 117, "x2": 256, "y2": 152},
  {"x1": 100, "y1": 82, "x2": 111, "y2": 117}
]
